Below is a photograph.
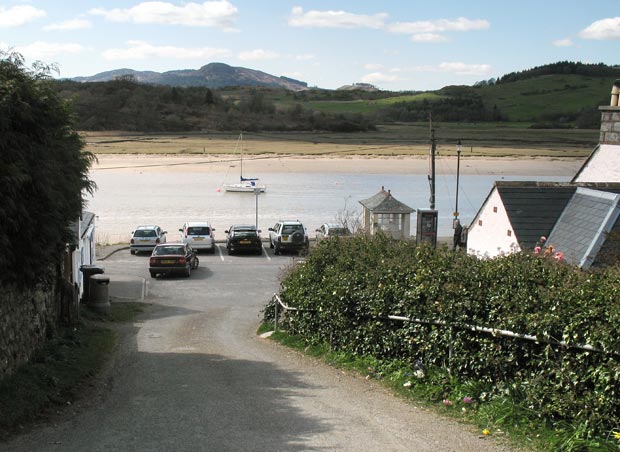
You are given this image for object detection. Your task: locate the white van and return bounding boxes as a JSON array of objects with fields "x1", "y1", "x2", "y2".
[{"x1": 179, "y1": 222, "x2": 216, "y2": 253}]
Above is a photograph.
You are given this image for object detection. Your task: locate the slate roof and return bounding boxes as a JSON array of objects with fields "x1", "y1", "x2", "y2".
[
  {"x1": 494, "y1": 182, "x2": 577, "y2": 250},
  {"x1": 545, "y1": 188, "x2": 620, "y2": 268},
  {"x1": 359, "y1": 188, "x2": 414, "y2": 214}
]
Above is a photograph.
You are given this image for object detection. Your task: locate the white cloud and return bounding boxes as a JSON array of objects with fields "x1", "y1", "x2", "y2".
[
  {"x1": 411, "y1": 33, "x2": 448, "y2": 43},
  {"x1": 361, "y1": 72, "x2": 401, "y2": 84},
  {"x1": 579, "y1": 17, "x2": 620, "y2": 40},
  {"x1": 43, "y1": 19, "x2": 92, "y2": 31},
  {"x1": 14, "y1": 41, "x2": 85, "y2": 59},
  {"x1": 294, "y1": 53, "x2": 316, "y2": 61},
  {"x1": 437, "y1": 62, "x2": 492, "y2": 75},
  {"x1": 102, "y1": 40, "x2": 230, "y2": 60},
  {"x1": 0, "y1": 5, "x2": 46, "y2": 27},
  {"x1": 388, "y1": 17, "x2": 489, "y2": 34},
  {"x1": 237, "y1": 49, "x2": 279, "y2": 61},
  {"x1": 289, "y1": 6, "x2": 387, "y2": 29},
  {"x1": 553, "y1": 38, "x2": 574, "y2": 47},
  {"x1": 364, "y1": 63, "x2": 384, "y2": 70},
  {"x1": 89, "y1": 1, "x2": 238, "y2": 30}
]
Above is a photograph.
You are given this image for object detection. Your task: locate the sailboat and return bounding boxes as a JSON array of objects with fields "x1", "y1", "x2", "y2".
[{"x1": 223, "y1": 133, "x2": 266, "y2": 193}]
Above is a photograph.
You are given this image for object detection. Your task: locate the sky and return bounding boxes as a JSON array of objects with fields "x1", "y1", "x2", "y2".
[{"x1": 1, "y1": 0, "x2": 619, "y2": 91}]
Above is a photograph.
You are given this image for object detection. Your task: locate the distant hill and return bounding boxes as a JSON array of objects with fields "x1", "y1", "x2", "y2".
[{"x1": 71, "y1": 62, "x2": 309, "y2": 91}]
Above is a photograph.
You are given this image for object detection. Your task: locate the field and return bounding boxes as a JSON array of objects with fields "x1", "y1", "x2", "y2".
[{"x1": 83, "y1": 123, "x2": 597, "y2": 158}]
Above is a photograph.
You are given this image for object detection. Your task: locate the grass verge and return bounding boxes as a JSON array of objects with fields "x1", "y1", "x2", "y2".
[
  {"x1": 0, "y1": 301, "x2": 145, "y2": 438},
  {"x1": 258, "y1": 322, "x2": 620, "y2": 452}
]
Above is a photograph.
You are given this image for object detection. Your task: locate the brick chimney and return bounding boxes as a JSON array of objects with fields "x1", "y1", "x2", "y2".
[{"x1": 599, "y1": 79, "x2": 620, "y2": 145}]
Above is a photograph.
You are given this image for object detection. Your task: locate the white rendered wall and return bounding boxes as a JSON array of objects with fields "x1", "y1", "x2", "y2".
[
  {"x1": 574, "y1": 145, "x2": 620, "y2": 182},
  {"x1": 467, "y1": 188, "x2": 520, "y2": 258}
]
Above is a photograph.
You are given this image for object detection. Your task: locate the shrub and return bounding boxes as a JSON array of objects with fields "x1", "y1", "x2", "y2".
[{"x1": 268, "y1": 235, "x2": 620, "y2": 439}]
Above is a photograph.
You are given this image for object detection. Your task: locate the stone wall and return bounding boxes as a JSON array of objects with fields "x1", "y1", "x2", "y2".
[
  {"x1": 599, "y1": 107, "x2": 620, "y2": 145},
  {"x1": 0, "y1": 280, "x2": 59, "y2": 380}
]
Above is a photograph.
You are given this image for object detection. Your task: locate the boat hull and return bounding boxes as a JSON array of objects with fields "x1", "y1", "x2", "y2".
[{"x1": 224, "y1": 183, "x2": 266, "y2": 193}]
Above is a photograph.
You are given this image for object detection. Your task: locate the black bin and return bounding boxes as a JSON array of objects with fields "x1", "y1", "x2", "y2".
[{"x1": 80, "y1": 265, "x2": 105, "y2": 303}]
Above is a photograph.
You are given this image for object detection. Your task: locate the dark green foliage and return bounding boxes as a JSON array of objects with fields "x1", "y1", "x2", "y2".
[
  {"x1": 269, "y1": 235, "x2": 620, "y2": 439},
  {"x1": 0, "y1": 52, "x2": 95, "y2": 285},
  {"x1": 376, "y1": 87, "x2": 506, "y2": 123},
  {"x1": 497, "y1": 61, "x2": 619, "y2": 84},
  {"x1": 53, "y1": 80, "x2": 375, "y2": 132}
]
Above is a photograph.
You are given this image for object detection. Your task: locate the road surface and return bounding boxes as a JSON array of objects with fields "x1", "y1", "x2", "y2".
[{"x1": 3, "y1": 245, "x2": 515, "y2": 451}]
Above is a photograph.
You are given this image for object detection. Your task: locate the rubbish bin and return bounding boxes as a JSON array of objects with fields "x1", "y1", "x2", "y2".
[
  {"x1": 89, "y1": 274, "x2": 110, "y2": 314},
  {"x1": 80, "y1": 265, "x2": 105, "y2": 303}
]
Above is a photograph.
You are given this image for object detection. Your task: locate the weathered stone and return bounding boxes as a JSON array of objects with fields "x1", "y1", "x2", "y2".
[{"x1": 0, "y1": 279, "x2": 59, "y2": 380}]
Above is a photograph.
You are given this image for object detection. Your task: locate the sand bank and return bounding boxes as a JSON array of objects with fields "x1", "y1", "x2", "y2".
[{"x1": 93, "y1": 154, "x2": 584, "y2": 177}]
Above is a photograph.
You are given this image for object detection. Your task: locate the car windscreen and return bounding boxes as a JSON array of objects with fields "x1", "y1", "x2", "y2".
[
  {"x1": 155, "y1": 246, "x2": 184, "y2": 255},
  {"x1": 330, "y1": 228, "x2": 350, "y2": 236},
  {"x1": 188, "y1": 227, "x2": 210, "y2": 235},
  {"x1": 134, "y1": 229, "x2": 157, "y2": 238},
  {"x1": 233, "y1": 228, "x2": 257, "y2": 237},
  {"x1": 282, "y1": 225, "x2": 303, "y2": 234}
]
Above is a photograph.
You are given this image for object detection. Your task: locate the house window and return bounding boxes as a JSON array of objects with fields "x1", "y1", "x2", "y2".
[
  {"x1": 478, "y1": 220, "x2": 483, "y2": 226},
  {"x1": 493, "y1": 206, "x2": 498, "y2": 213},
  {"x1": 507, "y1": 230, "x2": 512, "y2": 237}
]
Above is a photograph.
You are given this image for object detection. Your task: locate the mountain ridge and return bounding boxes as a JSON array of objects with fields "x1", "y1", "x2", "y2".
[{"x1": 71, "y1": 62, "x2": 309, "y2": 91}]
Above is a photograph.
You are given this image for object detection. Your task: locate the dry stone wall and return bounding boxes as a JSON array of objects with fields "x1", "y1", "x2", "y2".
[{"x1": 0, "y1": 281, "x2": 58, "y2": 380}]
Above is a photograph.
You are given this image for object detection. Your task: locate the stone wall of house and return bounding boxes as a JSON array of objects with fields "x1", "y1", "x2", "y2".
[
  {"x1": 599, "y1": 107, "x2": 620, "y2": 145},
  {"x1": 0, "y1": 281, "x2": 59, "y2": 380}
]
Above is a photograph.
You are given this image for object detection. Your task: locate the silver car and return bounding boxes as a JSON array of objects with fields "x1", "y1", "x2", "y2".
[{"x1": 130, "y1": 225, "x2": 167, "y2": 255}]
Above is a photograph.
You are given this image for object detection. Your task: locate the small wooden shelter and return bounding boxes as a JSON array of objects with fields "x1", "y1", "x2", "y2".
[{"x1": 359, "y1": 187, "x2": 414, "y2": 239}]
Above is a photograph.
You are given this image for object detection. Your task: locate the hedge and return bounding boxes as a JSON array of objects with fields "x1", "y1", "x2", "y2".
[{"x1": 265, "y1": 234, "x2": 620, "y2": 438}]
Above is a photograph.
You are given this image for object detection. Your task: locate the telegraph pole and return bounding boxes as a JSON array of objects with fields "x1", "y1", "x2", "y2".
[{"x1": 429, "y1": 125, "x2": 436, "y2": 210}]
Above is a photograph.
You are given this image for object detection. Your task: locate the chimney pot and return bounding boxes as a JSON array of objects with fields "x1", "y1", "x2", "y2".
[{"x1": 611, "y1": 80, "x2": 620, "y2": 107}]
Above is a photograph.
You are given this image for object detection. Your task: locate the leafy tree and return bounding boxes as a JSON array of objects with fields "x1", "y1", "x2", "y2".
[{"x1": 0, "y1": 52, "x2": 95, "y2": 285}]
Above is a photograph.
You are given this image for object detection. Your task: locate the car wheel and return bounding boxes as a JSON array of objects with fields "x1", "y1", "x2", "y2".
[
  {"x1": 227, "y1": 247, "x2": 233, "y2": 256},
  {"x1": 269, "y1": 240, "x2": 274, "y2": 249},
  {"x1": 150, "y1": 272, "x2": 156, "y2": 278},
  {"x1": 256, "y1": 248, "x2": 262, "y2": 256},
  {"x1": 274, "y1": 244, "x2": 281, "y2": 255},
  {"x1": 192, "y1": 257, "x2": 199, "y2": 269},
  {"x1": 185, "y1": 266, "x2": 191, "y2": 277},
  {"x1": 130, "y1": 249, "x2": 136, "y2": 255}
]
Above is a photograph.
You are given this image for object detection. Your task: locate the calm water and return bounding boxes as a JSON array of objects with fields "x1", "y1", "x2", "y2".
[{"x1": 86, "y1": 170, "x2": 568, "y2": 244}]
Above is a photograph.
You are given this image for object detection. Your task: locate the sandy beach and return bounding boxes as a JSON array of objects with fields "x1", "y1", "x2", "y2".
[{"x1": 93, "y1": 154, "x2": 584, "y2": 177}]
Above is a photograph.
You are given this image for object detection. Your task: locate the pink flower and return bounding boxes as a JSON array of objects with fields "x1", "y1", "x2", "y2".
[
  {"x1": 554, "y1": 252, "x2": 564, "y2": 261},
  {"x1": 463, "y1": 396, "x2": 473, "y2": 404},
  {"x1": 442, "y1": 399, "x2": 453, "y2": 406},
  {"x1": 534, "y1": 246, "x2": 541, "y2": 254}
]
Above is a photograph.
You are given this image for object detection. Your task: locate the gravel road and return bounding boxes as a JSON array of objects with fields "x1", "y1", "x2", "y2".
[{"x1": 2, "y1": 246, "x2": 518, "y2": 452}]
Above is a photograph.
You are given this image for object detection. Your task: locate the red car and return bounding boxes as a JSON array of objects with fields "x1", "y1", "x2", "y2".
[{"x1": 149, "y1": 243, "x2": 199, "y2": 278}]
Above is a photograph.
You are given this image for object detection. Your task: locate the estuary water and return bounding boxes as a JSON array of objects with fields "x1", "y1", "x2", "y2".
[{"x1": 86, "y1": 161, "x2": 573, "y2": 244}]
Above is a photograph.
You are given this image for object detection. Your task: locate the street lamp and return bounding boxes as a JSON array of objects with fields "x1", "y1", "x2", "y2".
[
  {"x1": 254, "y1": 187, "x2": 261, "y2": 229},
  {"x1": 454, "y1": 139, "x2": 462, "y2": 221}
]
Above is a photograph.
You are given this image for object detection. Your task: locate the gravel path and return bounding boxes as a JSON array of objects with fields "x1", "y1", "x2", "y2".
[{"x1": 2, "y1": 247, "x2": 519, "y2": 452}]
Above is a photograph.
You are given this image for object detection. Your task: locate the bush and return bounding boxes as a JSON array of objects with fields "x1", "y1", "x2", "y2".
[{"x1": 268, "y1": 234, "x2": 620, "y2": 439}]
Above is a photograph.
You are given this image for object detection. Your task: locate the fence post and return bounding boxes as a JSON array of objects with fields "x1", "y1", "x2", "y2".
[
  {"x1": 448, "y1": 326, "x2": 454, "y2": 374},
  {"x1": 274, "y1": 296, "x2": 279, "y2": 332}
]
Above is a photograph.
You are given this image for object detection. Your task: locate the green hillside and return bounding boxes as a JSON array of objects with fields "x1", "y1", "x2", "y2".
[{"x1": 476, "y1": 74, "x2": 611, "y2": 122}]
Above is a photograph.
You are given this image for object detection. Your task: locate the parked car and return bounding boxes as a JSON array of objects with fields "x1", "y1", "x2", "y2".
[
  {"x1": 268, "y1": 220, "x2": 309, "y2": 255},
  {"x1": 225, "y1": 224, "x2": 263, "y2": 255},
  {"x1": 130, "y1": 225, "x2": 167, "y2": 255},
  {"x1": 149, "y1": 243, "x2": 199, "y2": 278},
  {"x1": 179, "y1": 222, "x2": 216, "y2": 253},
  {"x1": 315, "y1": 223, "x2": 351, "y2": 241}
]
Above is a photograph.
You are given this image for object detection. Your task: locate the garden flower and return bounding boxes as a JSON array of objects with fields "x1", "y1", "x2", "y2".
[
  {"x1": 442, "y1": 399, "x2": 453, "y2": 406},
  {"x1": 462, "y1": 396, "x2": 473, "y2": 404},
  {"x1": 534, "y1": 246, "x2": 541, "y2": 254},
  {"x1": 414, "y1": 369, "x2": 425, "y2": 379},
  {"x1": 403, "y1": 381, "x2": 412, "y2": 388},
  {"x1": 614, "y1": 431, "x2": 620, "y2": 440},
  {"x1": 482, "y1": 428, "x2": 491, "y2": 435}
]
